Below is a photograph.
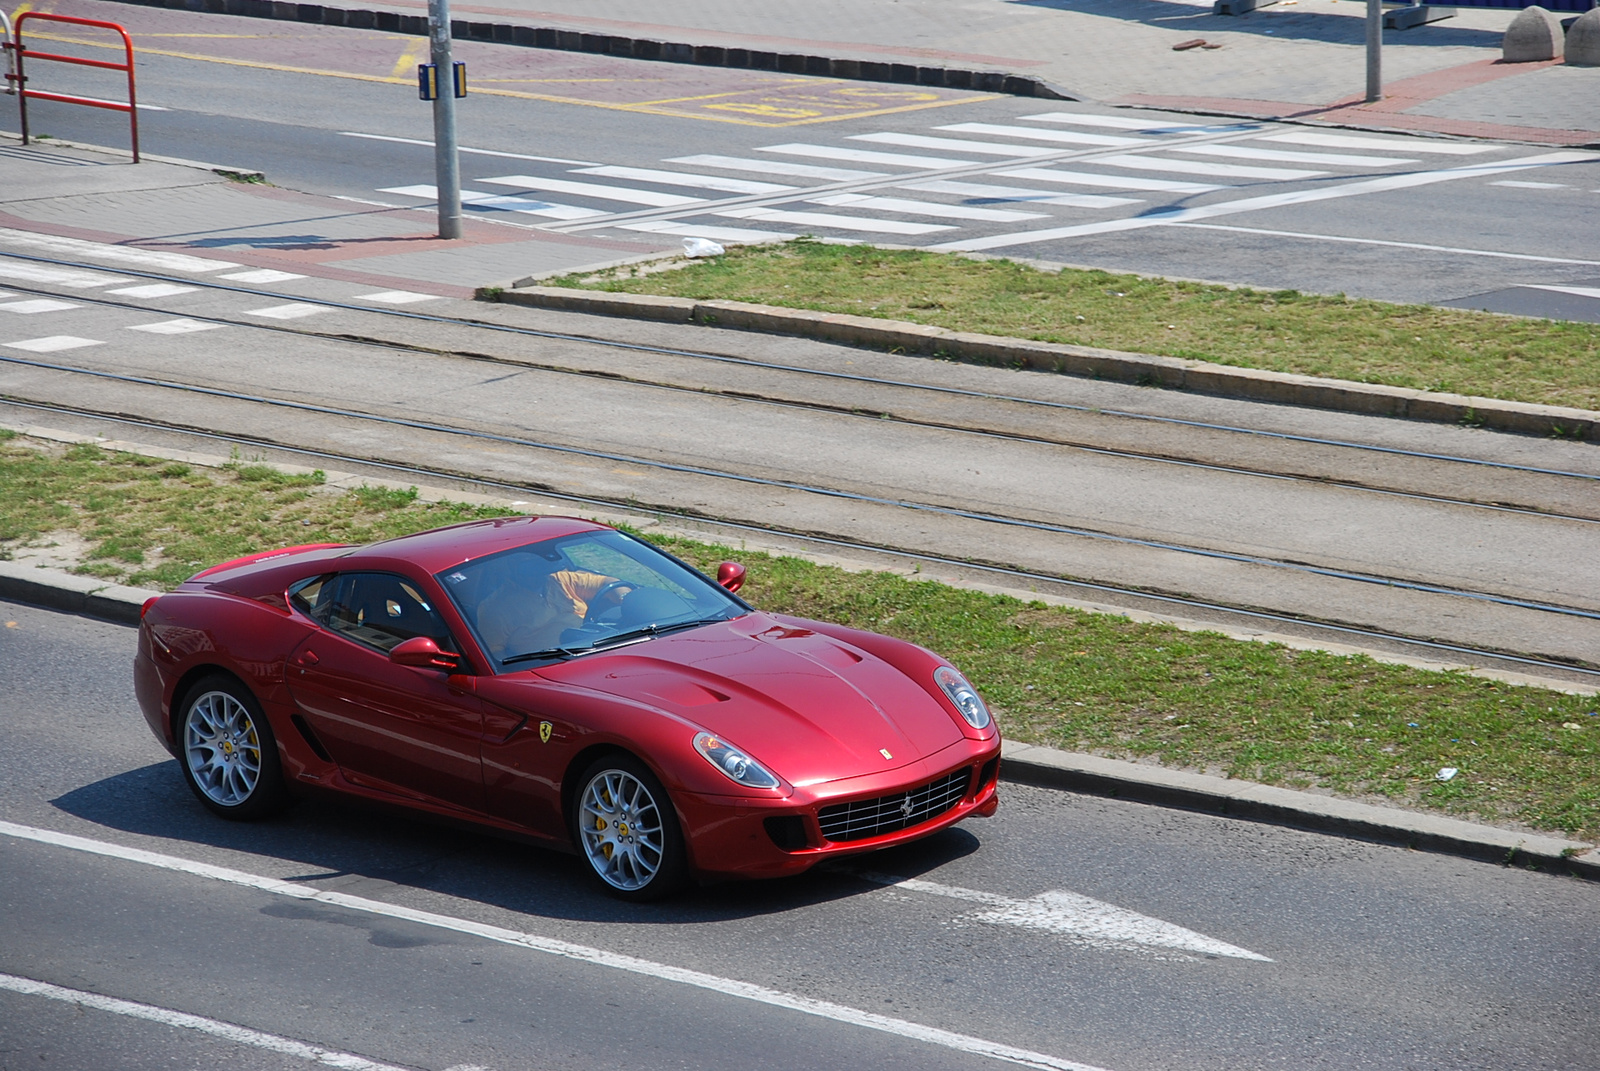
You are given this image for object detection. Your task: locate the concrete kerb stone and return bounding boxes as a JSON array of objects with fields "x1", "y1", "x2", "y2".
[
  {"x1": 3, "y1": 421, "x2": 1596, "y2": 877},
  {"x1": 93, "y1": 0, "x2": 1078, "y2": 100},
  {"x1": 487, "y1": 286, "x2": 1600, "y2": 440},
  {"x1": 0, "y1": 130, "x2": 265, "y2": 181}
]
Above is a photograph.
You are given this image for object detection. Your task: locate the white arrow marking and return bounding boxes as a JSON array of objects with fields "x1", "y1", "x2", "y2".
[{"x1": 853, "y1": 872, "x2": 1272, "y2": 962}]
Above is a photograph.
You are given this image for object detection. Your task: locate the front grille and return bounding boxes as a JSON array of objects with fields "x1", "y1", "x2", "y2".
[{"x1": 817, "y1": 768, "x2": 971, "y2": 843}]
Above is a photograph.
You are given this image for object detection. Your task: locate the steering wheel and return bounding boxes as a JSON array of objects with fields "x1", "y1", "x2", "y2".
[{"x1": 581, "y1": 580, "x2": 636, "y2": 628}]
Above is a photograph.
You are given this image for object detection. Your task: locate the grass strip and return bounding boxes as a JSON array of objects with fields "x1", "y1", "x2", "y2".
[
  {"x1": 546, "y1": 241, "x2": 1600, "y2": 415},
  {"x1": 3, "y1": 431, "x2": 1596, "y2": 841}
]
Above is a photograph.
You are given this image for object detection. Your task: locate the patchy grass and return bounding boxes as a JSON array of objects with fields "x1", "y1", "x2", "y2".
[
  {"x1": 547, "y1": 241, "x2": 1600, "y2": 413},
  {"x1": 4, "y1": 437, "x2": 1595, "y2": 841}
]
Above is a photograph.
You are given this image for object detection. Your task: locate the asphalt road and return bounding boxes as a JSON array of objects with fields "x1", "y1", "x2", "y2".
[
  {"x1": 3, "y1": 598, "x2": 1599, "y2": 1071},
  {"x1": 10, "y1": 0, "x2": 1600, "y2": 316}
]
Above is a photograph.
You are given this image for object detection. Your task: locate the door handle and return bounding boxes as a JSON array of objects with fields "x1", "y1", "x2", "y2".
[{"x1": 295, "y1": 649, "x2": 320, "y2": 667}]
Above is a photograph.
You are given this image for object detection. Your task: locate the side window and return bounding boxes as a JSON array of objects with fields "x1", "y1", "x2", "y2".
[{"x1": 297, "y1": 572, "x2": 455, "y2": 654}]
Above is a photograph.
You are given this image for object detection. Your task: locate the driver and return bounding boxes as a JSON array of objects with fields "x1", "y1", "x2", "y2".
[{"x1": 473, "y1": 557, "x2": 633, "y2": 658}]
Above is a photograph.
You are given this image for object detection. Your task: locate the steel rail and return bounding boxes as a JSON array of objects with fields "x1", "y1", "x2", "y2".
[
  {"x1": 4, "y1": 353, "x2": 1597, "y2": 625},
  {"x1": 4, "y1": 394, "x2": 1596, "y2": 681},
  {"x1": 3, "y1": 248, "x2": 1598, "y2": 491}
]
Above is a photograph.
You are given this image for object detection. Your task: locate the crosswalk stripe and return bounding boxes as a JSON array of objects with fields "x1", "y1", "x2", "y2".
[
  {"x1": 355, "y1": 291, "x2": 442, "y2": 304},
  {"x1": 0, "y1": 228, "x2": 239, "y2": 273},
  {"x1": 993, "y1": 167, "x2": 1226, "y2": 193},
  {"x1": 666, "y1": 154, "x2": 886, "y2": 181},
  {"x1": 716, "y1": 207, "x2": 957, "y2": 234},
  {"x1": 477, "y1": 175, "x2": 705, "y2": 207},
  {"x1": 848, "y1": 132, "x2": 1059, "y2": 158},
  {"x1": 381, "y1": 185, "x2": 605, "y2": 219},
  {"x1": 573, "y1": 165, "x2": 795, "y2": 194},
  {"x1": 3, "y1": 336, "x2": 103, "y2": 352},
  {"x1": 1017, "y1": 111, "x2": 1221, "y2": 132},
  {"x1": 756, "y1": 143, "x2": 981, "y2": 169},
  {"x1": 218, "y1": 269, "x2": 306, "y2": 284},
  {"x1": 1530, "y1": 284, "x2": 1600, "y2": 299},
  {"x1": 126, "y1": 318, "x2": 224, "y2": 334},
  {"x1": 902, "y1": 180, "x2": 1141, "y2": 209},
  {"x1": 106, "y1": 284, "x2": 200, "y2": 298},
  {"x1": 1256, "y1": 132, "x2": 1495, "y2": 154},
  {"x1": 0, "y1": 263, "x2": 130, "y2": 288},
  {"x1": 936, "y1": 123, "x2": 1148, "y2": 148},
  {"x1": 807, "y1": 193, "x2": 1047, "y2": 222},
  {"x1": 0, "y1": 299, "x2": 79, "y2": 314},
  {"x1": 1173, "y1": 144, "x2": 1417, "y2": 167},
  {"x1": 621, "y1": 221, "x2": 799, "y2": 242},
  {"x1": 244, "y1": 303, "x2": 327, "y2": 320},
  {"x1": 1088, "y1": 154, "x2": 1326, "y2": 180}
]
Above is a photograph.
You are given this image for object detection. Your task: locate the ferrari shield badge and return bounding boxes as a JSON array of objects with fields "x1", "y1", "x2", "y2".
[{"x1": 538, "y1": 720, "x2": 553, "y2": 744}]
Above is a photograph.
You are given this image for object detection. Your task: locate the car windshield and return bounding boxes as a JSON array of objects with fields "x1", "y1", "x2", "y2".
[{"x1": 437, "y1": 529, "x2": 747, "y2": 670}]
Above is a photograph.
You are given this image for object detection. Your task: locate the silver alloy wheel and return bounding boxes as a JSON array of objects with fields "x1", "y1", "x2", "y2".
[
  {"x1": 578, "y1": 768, "x2": 665, "y2": 891},
  {"x1": 183, "y1": 689, "x2": 262, "y2": 808}
]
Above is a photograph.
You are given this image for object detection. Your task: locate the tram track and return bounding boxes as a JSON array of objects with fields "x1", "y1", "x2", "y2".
[
  {"x1": 5, "y1": 394, "x2": 1597, "y2": 685},
  {"x1": 1, "y1": 249, "x2": 1597, "y2": 523}
]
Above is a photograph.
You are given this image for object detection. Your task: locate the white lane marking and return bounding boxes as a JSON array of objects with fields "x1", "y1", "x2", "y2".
[
  {"x1": 1089, "y1": 154, "x2": 1326, "y2": 180},
  {"x1": 244, "y1": 303, "x2": 327, "y2": 320},
  {"x1": 1169, "y1": 223, "x2": 1600, "y2": 266},
  {"x1": 1491, "y1": 180, "x2": 1567, "y2": 189},
  {"x1": 757, "y1": 143, "x2": 979, "y2": 169},
  {"x1": 0, "y1": 262, "x2": 131, "y2": 288},
  {"x1": 126, "y1": 318, "x2": 225, "y2": 334},
  {"x1": 1172, "y1": 144, "x2": 1416, "y2": 167},
  {"x1": 106, "y1": 283, "x2": 200, "y2": 298},
  {"x1": 853, "y1": 872, "x2": 1271, "y2": 961},
  {"x1": 0, "y1": 972, "x2": 415, "y2": 1071},
  {"x1": 1531, "y1": 284, "x2": 1600, "y2": 299},
  {"x1": 807, "y1": 193, "x2": 1048, "y2": 222},
  {"x1": 355, "y1": 290, "x2": 442, "y2": 304},
  {"x1": 933, "y1": 151, "x2": 1596, "y2": 252},
  {"x1": 0, "y1": 228, "x2": 239, "y2": 273},
  {"x1": 1256, "y1": 131, "x2": 1495, "y2": 154},
  {"x1": 573, "y1": 165, "x2": 796, "y2": 195},
  {"x1": 1018, "y1": 111, "x2": 1223, "y2": 132},
  {"x1": 3, "y1": 336, "x2": 103, "y2": 352},
  {"x1": 849, "y1": 132, "x2": 1059, "y2": 159},
  {"x1": 903, "y1": 179, "x2": 1140, "y2": 209},
  {"x1": 338, "y1": 131, "x2": 600, "y2": 167},
  {"x1": 715, "y1": 207, "x2": 956, "y2": 235},
  {"x1": 0, "y1": 299, "x2": 79, "y2": 314},
  {"x1": 620, "y1": 221, "x2": 800, "y2": 242},
  {"x1": 477, "y1": 174, "x2": 704, "y2": 207},
  {"x1": 937, "y1": 123, "x2": 1149, "y2": 148},
  {"x1": 381, "y1": 185, "x2": 606, "y2": 220},
  {"x1": 667, "y1": 154, "x2": 886, "y2": 181},
  {"x1": 221, "y1": 269, "x2": 306, "y2": 284},
  {"x1": 994, "y1": 167, "x2": 1226, "y2": 193},
  {"x1": 0, "y1": 821, "x2": 1118, "y2": 1071}
]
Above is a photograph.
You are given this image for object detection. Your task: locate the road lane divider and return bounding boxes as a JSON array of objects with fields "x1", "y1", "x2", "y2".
[
  {"x1": 0, "y1": 971, "x2": 419, "y2": 1071},
  {"x1": 0, "y1": 820, "x2": 1118, "y2": 1071}
]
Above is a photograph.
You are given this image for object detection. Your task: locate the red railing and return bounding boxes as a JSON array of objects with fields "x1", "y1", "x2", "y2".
[{"x1": 3, "y1": 13, "x2": 139, "y2": 162}]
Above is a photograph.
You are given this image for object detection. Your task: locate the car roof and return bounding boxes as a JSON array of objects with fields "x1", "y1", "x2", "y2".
[{"x1": 349, "y1": 515, "x2": 609, "y2": 573}]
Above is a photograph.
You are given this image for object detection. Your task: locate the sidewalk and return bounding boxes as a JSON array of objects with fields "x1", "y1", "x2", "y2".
[{"x1": 88, "y1": 0, "x2": 1600, "y2": 144}]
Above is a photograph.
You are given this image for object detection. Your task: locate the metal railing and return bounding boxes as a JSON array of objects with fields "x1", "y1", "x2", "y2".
[{"x1": 2, "y1": 13, "x2": 139, "y2": 161}]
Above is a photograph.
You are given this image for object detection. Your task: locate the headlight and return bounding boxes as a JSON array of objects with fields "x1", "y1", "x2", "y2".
[
  {"x1": 694, "y1": 731, "x2": 781, "y2": 789},
  {"x1": 934, "y1": 666, "x2": 991, "y2": 729}
]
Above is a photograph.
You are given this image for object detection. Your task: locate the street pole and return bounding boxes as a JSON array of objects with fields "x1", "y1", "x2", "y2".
[
  {"x1": 1365, "y1": 0, "x2": 1382, "y2": 103},
  {"x1": 427, "y1": 0, "x2": 461, "y2": 239}
]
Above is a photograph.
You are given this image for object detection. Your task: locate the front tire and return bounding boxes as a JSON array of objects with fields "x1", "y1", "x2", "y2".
[
  {"x1": 572, "y1": 755, "x2": 688, "y2": 902},
  {"x1": 176, "y1": 675, "x2": 288, "y2": 820}
]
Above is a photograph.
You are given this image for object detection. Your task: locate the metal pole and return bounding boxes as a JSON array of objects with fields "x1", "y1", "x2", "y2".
[
  {"x1": 427, "y1": 0, "x2": 461, "y2": 239},
  {"x1": 1365, "y1": 0, "x2": 1382, "y2": 103}
]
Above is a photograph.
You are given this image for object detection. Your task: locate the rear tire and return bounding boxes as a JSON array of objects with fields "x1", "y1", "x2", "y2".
[
  {"x1": 572, "y1": 754, "x2": 688, "y2": 902},
  {"x1": 176, "y1": 675, "x2": 289, "y2": 820}
]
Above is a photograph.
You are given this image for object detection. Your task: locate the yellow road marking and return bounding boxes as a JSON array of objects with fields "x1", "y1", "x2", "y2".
[
  {"x1": 389, "y1": 36, "x2": 428, "y2": 81},
  {"x1": 21, "y1": 32, "x2": 992, "y2": 126}
]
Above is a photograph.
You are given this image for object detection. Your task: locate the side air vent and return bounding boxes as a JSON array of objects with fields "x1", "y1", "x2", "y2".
[{"x1": 290, "y1": 714, "x2": 333, "y2": 762}]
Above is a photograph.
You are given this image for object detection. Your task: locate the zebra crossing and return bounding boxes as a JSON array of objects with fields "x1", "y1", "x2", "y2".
[{"x1": 370, "y1": 108, "x2": 1596, "y2": 260}]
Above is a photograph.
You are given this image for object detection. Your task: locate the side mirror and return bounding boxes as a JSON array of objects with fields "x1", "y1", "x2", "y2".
[
  {"x1": 389, "y1": 635, "x2": 461, "y2": 669},
  {"x1": 716, "y1": 561, "x2": 746, "y2": 593}
]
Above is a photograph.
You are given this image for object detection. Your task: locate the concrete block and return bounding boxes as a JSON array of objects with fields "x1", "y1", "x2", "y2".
[
  {"x1": 497, "y1": 286, "x2": 696, "y2": 322},
  {"x1": 1383, "y1": 5, "x2": 1452, "y2": 30},
  {"x1": 1214, "y1": 0, "x2": 1277, "y2": 14},
  {"x1": 1566, "y1": 7, "x2": 1600, "y2": 66},
  {"x1": 1503, "y1": 5, "x2": 1564, "y2": 62}
]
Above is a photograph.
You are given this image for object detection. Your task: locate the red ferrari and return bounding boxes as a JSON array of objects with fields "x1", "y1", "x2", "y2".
[{"x1": 134, "y1": 517, "x2": 1001, "y2": 899}]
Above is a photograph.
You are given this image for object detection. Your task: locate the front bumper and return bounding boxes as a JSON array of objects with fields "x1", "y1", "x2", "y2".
[{"x1": 674, "y1": 737, "x2": 1002, "y2": 880}]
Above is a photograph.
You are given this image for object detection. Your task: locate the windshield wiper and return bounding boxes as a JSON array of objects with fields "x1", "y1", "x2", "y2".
[
  {"x1": 501, "y1": 617, "x2": 727, "y2": 666},
  {"x1": 500, "y1": 645, "x2": 583, "y2": 666}
]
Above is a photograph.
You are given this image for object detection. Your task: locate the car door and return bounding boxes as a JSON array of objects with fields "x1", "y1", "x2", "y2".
[{"x1": 286, "y1": 570, "x2": 487, "y2": 813}]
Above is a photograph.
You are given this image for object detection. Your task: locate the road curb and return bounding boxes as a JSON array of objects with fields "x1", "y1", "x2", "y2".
[
  {"x1": 94, "y1": 0, "x2": 1076, "y2": 101},
  {"x1": 2, "y1": 560, "x2": 1593, "y2": 879},
  {"x1": 484, "y1": 286, "x2": 1600, "y2": 440},
  {"x1": 0, "y1": 131, "x2": 265, "y2": 181}
]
